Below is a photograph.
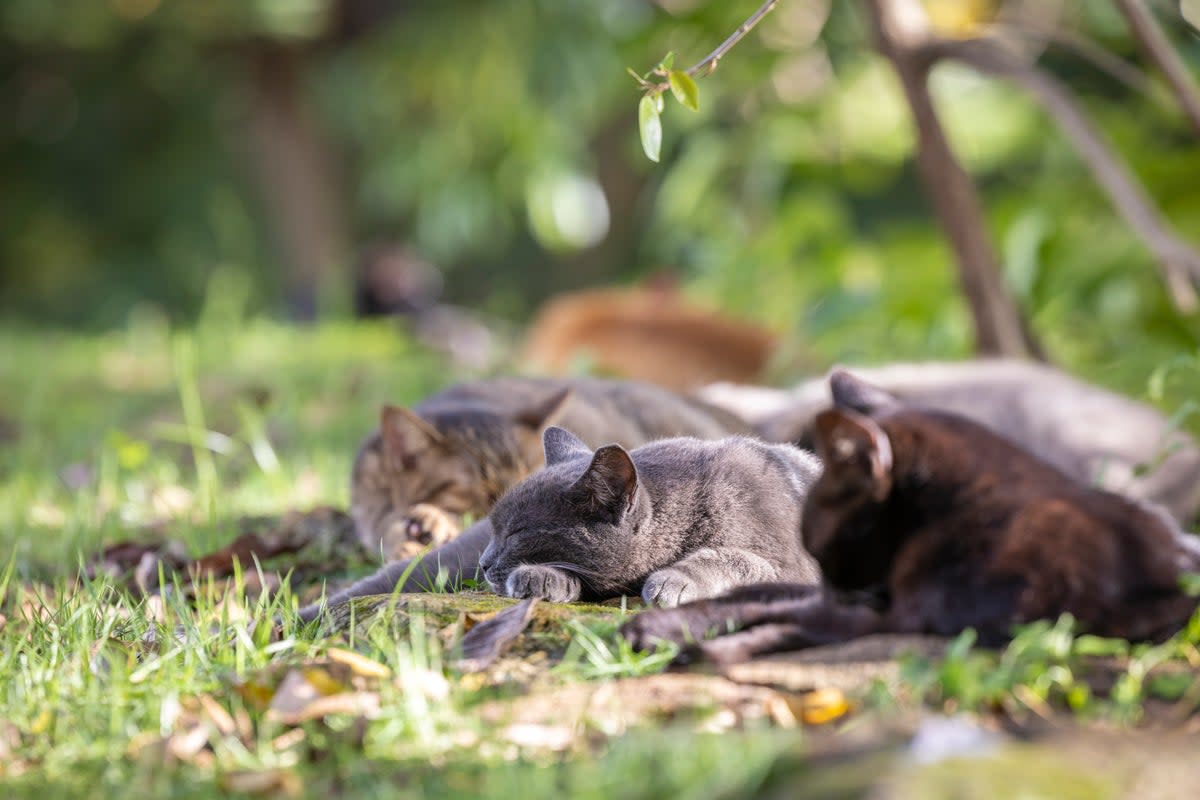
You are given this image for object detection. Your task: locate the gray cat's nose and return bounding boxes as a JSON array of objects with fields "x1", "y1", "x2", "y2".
[{"x1": 479, "y1": 542, "x2": 496, "y2": 572}]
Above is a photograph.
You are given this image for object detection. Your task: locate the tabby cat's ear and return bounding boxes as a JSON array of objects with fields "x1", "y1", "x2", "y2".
[
  {"x1": 571, "y1": 444, "x2": 638, "y2": 517},
  {"x1": 380, "y1": 406, "x2": 445, "y2": 464},
  {"x1": 514, "y1": 388, "x2": 573, "y2": 431},
  {"x1": 543, "y1": 426, "x2": 591, "y2": 466},
  {"x1": 828, "y1": 368, "x2": 898, "y2": 414},
  {"x1": 813, "y1": 408, "x2": 893, "y2": 502}
]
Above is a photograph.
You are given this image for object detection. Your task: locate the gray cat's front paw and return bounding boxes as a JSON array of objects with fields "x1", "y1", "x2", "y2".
[
  {"x1": 642, "y1": 569, "x2": 704, "y2": 607},
  {"x1": 504, "y1": 565, "x2": 582, "y2": 603}
]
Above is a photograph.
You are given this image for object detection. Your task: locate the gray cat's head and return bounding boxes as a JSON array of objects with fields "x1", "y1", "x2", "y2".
[{"x1": 479, "y1": 426, "x2": 649, "y2": 599}]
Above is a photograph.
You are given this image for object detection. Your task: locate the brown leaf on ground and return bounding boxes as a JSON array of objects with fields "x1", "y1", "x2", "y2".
[
  {"x1": 723, "y1": 634, "x2": 949, "y2": 693},
  {"x1": 219, "y1": 769, "x2": 303, "y2": 797},
  {"x1": 454, "y1": 597, "x2": 540, "y2": 673},
  {"x1": 84, "y1": 507, "x2": 360, "y2": 599},
  {"x1": 86, "y1": 539, "x2": 189, "y2": 592},
  {"x1": 264, "y1": 665, "x2": 383, "y2": 725},
  {"x1": 325, "y1": 647, "x2": 392, "y2": 679},
  {"x1": 480, "y1": 673, "x2": 802, "y2": 742}
]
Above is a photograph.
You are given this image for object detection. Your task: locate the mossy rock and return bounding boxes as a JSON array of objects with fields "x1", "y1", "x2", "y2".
[{"x1": 313, "y1": 591, "x2": 639, "y2": 648}]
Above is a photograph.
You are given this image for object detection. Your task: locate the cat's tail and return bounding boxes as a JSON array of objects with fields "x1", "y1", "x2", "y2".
[{"x1": 295, "y1": 518, "x2": 493, "y2": 624}]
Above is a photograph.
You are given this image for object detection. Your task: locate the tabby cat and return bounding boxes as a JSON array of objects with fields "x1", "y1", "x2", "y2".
[{"x1": 351, "y1": 377, "x2": 751, "y2": 558}]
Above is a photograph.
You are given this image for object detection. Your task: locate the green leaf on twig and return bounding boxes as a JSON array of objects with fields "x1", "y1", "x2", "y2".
[
  {"x1": 638, "y1": 94, "x2": 662, "y2": 162},
  {"x1": 668, "y1": 70, "x2": 699, "y2": 111}
]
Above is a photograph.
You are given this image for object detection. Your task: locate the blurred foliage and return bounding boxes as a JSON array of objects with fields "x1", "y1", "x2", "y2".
[{"x1": 3, "y1": 0, "x2": 1200, "y2": 388}]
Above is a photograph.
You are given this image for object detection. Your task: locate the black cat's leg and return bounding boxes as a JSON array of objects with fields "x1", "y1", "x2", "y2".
[
  {"x1": 1095, "y1": 590, "x2": 1200, "y2": 643},
  {"x1": 694, "y1": 599, "x2": 885, "y2": 664},
  {"x1": 623, "y1": 591, "x2": 885, "y2": 660},
  {"x1": 622, "y1": 596, "x2": 819, "y2": 652},
  {"x1": 296, "y1": 518, "x2": 492, "y2": 623}
]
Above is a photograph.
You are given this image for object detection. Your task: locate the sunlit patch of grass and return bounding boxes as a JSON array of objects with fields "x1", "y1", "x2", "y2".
[
  {"x1": 554, "y1": 616, "x2": 678, "y2": 680},
  {"x1": 2, "y1": 319, "x2": 819, "y2": 797},
  {"x1": 5, "y1": 317, "x2": 1200, "y2": 797},
  {"x1": 895, "y1": 610, "x2": 1200, "y2": 724}
]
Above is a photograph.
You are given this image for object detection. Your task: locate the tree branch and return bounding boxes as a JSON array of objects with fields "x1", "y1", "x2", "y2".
[
  {"x1": 685, "y1": 0, "x2": 779, "y2": 78},
  {"x1": 920, "y1": 35, "x2": 1200, "y2": 311},
  {"x1": 993, "y1": 21, "x2": 1153, "y2": 98},
  {"x1": 642, "y1": 0, "x2": 779, "y2": 93},
  {"x1": 1113, "y1": 0, "x2": 1200, "y2": 137},
  {"x1": 866, "y1": 0, "x2": 1045, "y2": 359}
]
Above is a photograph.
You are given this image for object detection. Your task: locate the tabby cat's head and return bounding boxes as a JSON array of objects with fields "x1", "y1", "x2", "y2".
[{"x1": 350, "y1": 389, "x2": 571, "y2": 552}]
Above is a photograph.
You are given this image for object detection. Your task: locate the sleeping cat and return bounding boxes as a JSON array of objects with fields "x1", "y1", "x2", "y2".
[
  {"x1": 697, "y1": 360, "x2": 1200, "y2": 522},
  {"x1": 624, "y1": 369, "x2": 1200, "y2": 662},
  {"x1": 478, "y1": 426, "x2": 823, "y2": 606},
  {"x1": 352, "y1": 376, "x2": 751, "y2": 558},
  {"x1": 296, "y1": 518, "x2": 494, "y2": 623}
]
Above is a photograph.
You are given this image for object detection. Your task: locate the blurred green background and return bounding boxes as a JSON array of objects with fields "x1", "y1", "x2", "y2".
[{"x1": 4, "y1": 0, "x2": 1200, "y2": 384}]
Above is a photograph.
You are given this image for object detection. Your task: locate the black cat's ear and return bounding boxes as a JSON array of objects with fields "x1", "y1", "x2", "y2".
[
  {"x1": 514, "y1": 388, "x2": 572, "y2": 431},
  {"x1": 813, "y1": 409, "x2": 893, "y2": 502},
  {"x1": 572, "y1": 444, "x2": 638, "y2": 516},
  {"x1": 380, "y1": 405, "x2": 445, "y2": 466},
  {"x1": 828, "y1": 368, "x2": 898, "y2": 415},
  {"x1": 543, "y1": 426, "x2": 591, "y2": 466}
]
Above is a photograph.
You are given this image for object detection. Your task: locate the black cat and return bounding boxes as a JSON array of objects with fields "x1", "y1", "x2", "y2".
[{"x1": 624, "y1": 369, "x2": 1200, "y2": 663}]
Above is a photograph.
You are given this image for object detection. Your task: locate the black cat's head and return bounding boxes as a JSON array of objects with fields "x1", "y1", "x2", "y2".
[
  {"x1": 802, "y1": 369, "x2": 904, "y2": 592},
  {"x1": 480, "y1": 426, "x2": 647, "y2": 598}
]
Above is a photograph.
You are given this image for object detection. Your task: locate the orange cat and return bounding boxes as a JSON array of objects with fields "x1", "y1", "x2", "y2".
[{"x1": 521, "y1": 286, "x2": 778, "y2": 391}]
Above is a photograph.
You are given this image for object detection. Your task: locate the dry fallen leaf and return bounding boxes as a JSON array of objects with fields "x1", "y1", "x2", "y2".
[
  {"x1": 454, "y1": 597, "x2": 539, "y2": 672},
  {"x1": 166, "y1": 723, "x2": 210, "y2": 761},
  {"x1": 797, "y1": 687, "x2": 852, "y2": 725},
  {"x1": 326, "y1": 647, "x2": 391, "y2": 679},
  {"x1": 480, "y1": 673, "x2": 802, "y2": 745},
  {"x1": 219, "y1": 769, "x2": 303, "y2": 797},
  {"x1": 265, "y1": 667, "x2": 380, "y2": 725},
  {"x1": 197, "y1": 694, "x2": 237, "y2": 738}
]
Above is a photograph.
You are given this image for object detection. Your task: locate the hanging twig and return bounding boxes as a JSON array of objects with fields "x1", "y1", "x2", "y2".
[
  {"x1": 919, "y1": 35, "x2": 1200, "y2": 310},
  {"x1": 1113, "y1": 0, "x2": 1200, "y2": 136},
  {"x1": 992, "y1": 20, "x2": 1153, "y2": 97},
  {"x1": 685, "y1": 0, "x2": 779, "y2": 78},
  {"x1": 639, "y1": 0, "x2": 780, "y2": 94}
]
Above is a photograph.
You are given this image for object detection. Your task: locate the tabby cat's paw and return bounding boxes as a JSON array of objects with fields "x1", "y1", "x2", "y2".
[
  {"x1": 504, "y1": 565, "x2": 582, "y2": 603},
  {"x1": 381, "y1": 504, "x2": 461, "y2": 560},
  {"x1": 641, "y1": 568, "x2": 704, "y2": 607}
]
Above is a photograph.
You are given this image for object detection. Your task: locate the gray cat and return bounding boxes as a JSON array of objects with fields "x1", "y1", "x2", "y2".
[
  {"x1": 296, "y1": 518, "x2": 494, "y2": 623},
  {"x1": 698, "y1": 360, "x2": 1200, "y2": 522},
  {"x1": 352, "y1": 376, "x2": 752, "y2": 558},
  {"x1": 478, "y1": 426, "x2": 823, "y2": 607}
]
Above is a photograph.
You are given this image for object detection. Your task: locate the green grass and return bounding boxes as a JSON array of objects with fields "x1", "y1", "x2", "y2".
[
  {"x1": 0, "y1": 319, "x2": 834, "y2": 798},
  {"x1": 4, "y1": 317, "x2": 1200, "y2": 798}
]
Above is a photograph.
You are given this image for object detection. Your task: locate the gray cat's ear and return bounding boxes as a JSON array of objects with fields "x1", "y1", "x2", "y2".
[
  {"x1": 543, "y1": 426, "x2": 591, "y2": 466},
  {"x1": 828, "y1": 368, "x2": 898, "y2": 414},
  {"x1": 572, "y1": 444, "x2": 638, "y2": 516},
  {"x1": 380, "y1": 405, "x2": 445, "y2": 465},
  {"x1": 514, "y1": 388, "x2": 573, "y2": 431},
  {"x1": 813, "y1": 409, "x2": 893, "y2": 502}
]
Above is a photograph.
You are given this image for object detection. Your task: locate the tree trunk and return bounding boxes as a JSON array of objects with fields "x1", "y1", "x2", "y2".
[{"x1": 242, "y1": 44, "x2": 350, "y2": 320}]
